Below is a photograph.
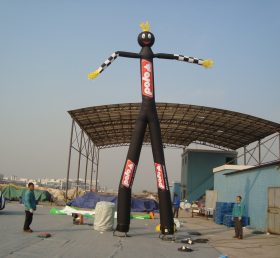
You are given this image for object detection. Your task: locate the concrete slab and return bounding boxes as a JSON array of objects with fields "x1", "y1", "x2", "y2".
[
  {"x1": 179, "y1": 212, "x2": 280, "y2": 258},
  {"x1": 0, "y1": 203, "x2": 279, "y2": 258}
]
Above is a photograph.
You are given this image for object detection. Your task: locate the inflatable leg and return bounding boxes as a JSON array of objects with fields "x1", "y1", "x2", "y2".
[
  {"x1": 148, "y1": 109, "x2": 174, "y2": 235},
  {"x1": 116, "y1": 111, "x2": 147, "y2": 233}
]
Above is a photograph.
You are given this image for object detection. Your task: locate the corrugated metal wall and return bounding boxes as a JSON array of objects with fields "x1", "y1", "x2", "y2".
[{"x1": 214, "y1": 163, "x2": 280, "y2": 231}]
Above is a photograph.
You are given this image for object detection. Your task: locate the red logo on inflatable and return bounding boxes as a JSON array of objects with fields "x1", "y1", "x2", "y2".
[
  {"x1": 122, "y1": 159, "x2": 135, "y2": 188},
  {"x1": 155, "y1": 163, "x2": 165, "y2": 190},
  {"x1": 141, "y1": 59, "x2": 153, "y2": 98}
]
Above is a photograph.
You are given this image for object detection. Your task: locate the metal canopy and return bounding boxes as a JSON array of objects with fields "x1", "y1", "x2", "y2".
[{"x1": 68, "y1": 103, "x2": 280, "y2": 150}]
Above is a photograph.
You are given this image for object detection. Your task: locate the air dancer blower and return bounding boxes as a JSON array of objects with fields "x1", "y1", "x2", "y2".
[{"x1": 88, "y1": 22, "x2": 213, "y2": 237}]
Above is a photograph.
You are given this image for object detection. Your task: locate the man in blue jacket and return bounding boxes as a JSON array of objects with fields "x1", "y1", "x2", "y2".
[
  {"x1": 23, "y1": 182, "x2": 36, "y2": 233},
  {"x1": 173, "y1": 193, "x2": 180, "y2": 218},
  {"x1": 232, "y1": 195, "x2": 245, "y2": 239}
]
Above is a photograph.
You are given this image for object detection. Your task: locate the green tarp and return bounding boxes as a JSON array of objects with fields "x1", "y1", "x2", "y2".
[
  {"x1": 0, "y1": 185, "x2": 51, "y2": 202},
  {"x1": 50, "y1": 206, "x2": 152, "y2": 219}
]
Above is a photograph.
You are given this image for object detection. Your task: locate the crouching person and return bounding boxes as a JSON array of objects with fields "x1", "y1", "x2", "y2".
[{"x1": 23, "y1": 182, "x2": 37, "y2": 233}]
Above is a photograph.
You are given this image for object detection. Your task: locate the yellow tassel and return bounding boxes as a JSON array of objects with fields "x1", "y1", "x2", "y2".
[
  {"x1": 88, "y1": 70, "x2": 100, "y2": 80},
  {"x1": 202, "y1": 59, "x2": 214, "y2": 68},
  {"x1": 140, "y1": 21, "x2": 150, "y2": 32}
]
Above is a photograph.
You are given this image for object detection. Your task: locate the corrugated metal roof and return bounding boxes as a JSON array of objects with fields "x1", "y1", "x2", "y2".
[{"x1": 68, "y1": 103, "x2": 280, "y2": 150}]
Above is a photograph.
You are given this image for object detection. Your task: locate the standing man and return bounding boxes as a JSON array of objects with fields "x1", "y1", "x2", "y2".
[
  {"x1": 23, "y1": 182, "x2": 36, "y2": 233},
  {"x1": 232, "y1": 195, "x2": 245, "y2": 239},
  {"x1": 173, "y1": 193, "x2": 180, "y2": 218}
]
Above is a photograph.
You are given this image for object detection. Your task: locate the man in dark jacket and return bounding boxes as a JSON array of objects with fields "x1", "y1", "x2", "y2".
[{"x1": 23, "y1": 182, "x2": 37, "y2": 232}]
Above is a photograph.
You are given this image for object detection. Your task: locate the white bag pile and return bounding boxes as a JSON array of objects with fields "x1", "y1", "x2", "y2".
[{"x1": 94, "y1": 201, "x2": 115, "y2": 232}]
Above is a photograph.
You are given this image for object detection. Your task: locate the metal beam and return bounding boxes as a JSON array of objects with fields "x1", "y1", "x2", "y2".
[
  {"x1": 258, "y1": 140, "x2": 261, "y2": 166},
  {"x1": 76, "y1": 130, "x2": 84, "y2": 196},
  {"x1": 90, "y1": 143, "x2": 95, "y2": 191},
  {"x1": 95, "y1": 148, "x2": 100, "y2": 192},
  {"x1": 65, "y1": 119, "x2": 74, "y2": 201},
  {"x1": 84, "y1": 139, "x2": 90, "y2": 191}
]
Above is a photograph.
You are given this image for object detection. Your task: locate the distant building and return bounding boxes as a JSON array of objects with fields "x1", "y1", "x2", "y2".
[
  {"x1": 10, "y1": 175, "x2": 17, "y2": 181},
  {"x1": 181, "y1": 148, "x2": 237, "y2": 202},
  {"x1": 0, "y1": 175, "x2": 100, "y2": 191}
]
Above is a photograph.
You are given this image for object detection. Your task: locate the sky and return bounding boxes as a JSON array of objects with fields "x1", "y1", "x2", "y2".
[{"x1": 1, "y1": 0, "x2": 280, "y2": 192}]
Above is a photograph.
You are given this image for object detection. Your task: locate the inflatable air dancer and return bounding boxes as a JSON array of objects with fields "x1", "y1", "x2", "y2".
[{"x1": 88, "y1": 22, "x2": 213, "y2": 236}]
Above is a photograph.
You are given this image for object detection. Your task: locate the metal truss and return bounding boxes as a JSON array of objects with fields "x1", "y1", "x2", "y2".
[
  {"x1": 66, "y1": 102, "x2": 280, "y2": 199},
  {"x1": 235, "y1": 132, "x2": 280, "y2": 166},
  {"x1": 68, "y1": 103, "x2": 280, "y2": 151},
  {"x1": 65, "y1": 119, "x2": 100, "y2": 200}
]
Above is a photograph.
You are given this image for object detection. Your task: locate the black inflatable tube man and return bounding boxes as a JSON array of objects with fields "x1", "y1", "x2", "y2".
[{"x1": 88, "y1": 22, "x2": 213, "y2": 235}]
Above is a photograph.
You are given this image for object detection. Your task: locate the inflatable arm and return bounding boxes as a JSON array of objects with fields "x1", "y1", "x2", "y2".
[
  {"x1": 154, "y1": 53, "x2": 213, "y2": 68},
  {"x1": 88, "y1": 51, "x2": 140, "y2": 79}
]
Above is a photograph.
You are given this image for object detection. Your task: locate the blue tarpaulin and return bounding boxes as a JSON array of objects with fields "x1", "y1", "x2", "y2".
[{"x1": 67, "y1": 192, "x2": 158, "y2": 212}]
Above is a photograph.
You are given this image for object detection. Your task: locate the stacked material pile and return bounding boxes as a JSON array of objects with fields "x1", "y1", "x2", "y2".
[
  {"x1": 223, "y1": 214, "x2": 235, "y2": 227},
  {"x1": 0, "y1": 190, "x2": 5, "y2": 210},
  {"x1": 223, "y1": 214, "x2": 250, "y2": 227},
  {"x1": 215, "y1": 202, "x2": 250, "y2": 227},
  {"x1": 0, "y1": 184, "x2": 51, "y2": 202},
  {"x1": 67, "y1": 188, "x2": 85, "y2": 200},
  {"x1": 214, "y1": 202, "x2": 234, "y2": 224},
  {"x1": 67, "y1": 191, "x2": 159, "y2": 212},
  {"x1": 47, "y1": 188, "x2": 65, "y2": 204}
]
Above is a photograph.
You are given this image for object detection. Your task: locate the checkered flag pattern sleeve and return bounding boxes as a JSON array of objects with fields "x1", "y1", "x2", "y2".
[
  {"x1": 154, "y1": 53, "x2": 213, "y2": 68},
  {"x1": 174, "y1": 54, "x2": 204, "y2": 65},
  {"x1": 99, "y1": 52, "x2": 119, "y2": 73},
  {"x1": 88, "y1": 52, "x2": 119, "y2": 79}
]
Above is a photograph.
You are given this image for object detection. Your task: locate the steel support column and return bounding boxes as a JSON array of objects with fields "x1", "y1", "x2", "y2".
[
  {"x1": 76, "y1": 130, "x2": 84, "y2": 196},
  {"x1": 258, "y1": 140, "x2": 261, "y2": 165},
  {"x1": 66, "y1": 119, "x2": 74, "y2": 201},
  {"x1": 279, "y1": 132, "x2": 280, "y2": 160},
  {"x1": 95, "y1": 148, "x2": 100, "y2": 192},
  {"x1": 84, "y1": 139, "x2": 90, "y2": 191},
  {"x1": 90, "y1": 144, "x2": 95, "y2": 191}
]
